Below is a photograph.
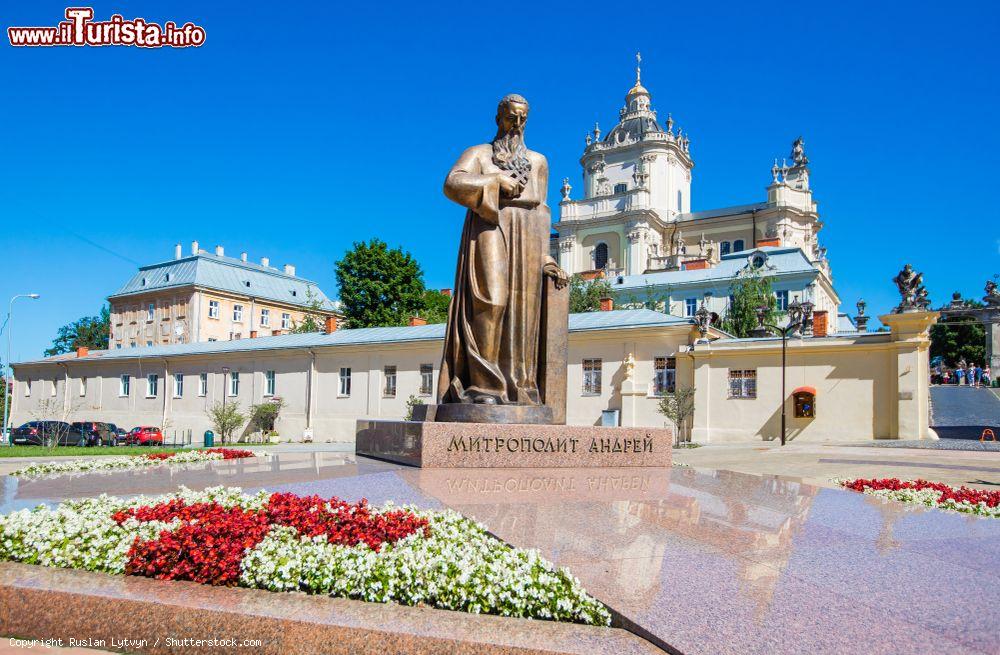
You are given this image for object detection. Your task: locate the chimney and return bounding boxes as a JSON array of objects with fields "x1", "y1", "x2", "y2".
[
  {"x1": 324, "y1": 316, "x2": 338, "y2": 334},
  {"x1": 756, "y1": 238, "x2": 781, "y2": 248},
  {"x1": 284, "y1": 264, "x2": 296, "y2": 276},
  {"x1": 191, "y1": 240, "x2": 199, "y2": 255},
  {"x1": 271, "y1": 329, "x2": 284, "y2": 336},
  {"x1": 249, "y1": 330, "x2": 258, "y2": 339},
  {"x1": 76, "y1": 347, "x2": 89, "y2": 358},
  {"x1": 440, "y1": 288, "x2": 452, "y2": 297},
  {"x1": 240, "y1": 252, "x2": 248, "y2": 262},
  {"x1": 409, "y1": 316, "x2": 428, "y2": 326},
  {"x1": 215, "y1": 245, "x2": 224, "y2": 257},
  {"x1": 174, "y1": 243, "x2": 182, "y2": 260},
  {"x1": 684, "y1": 258, "x2": 710, "y2": 271},
  {"x1": 261, "y1": 257, "x2": 270, "y2": 267},
  {"x1": 812, "y1": 310, "x2": 828, "y2": 338},
  {"x1": 599, "y1": 296, "x2": 614, "y2": 312}
]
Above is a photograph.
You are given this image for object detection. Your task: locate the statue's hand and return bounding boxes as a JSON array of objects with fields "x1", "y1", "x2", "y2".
[
  {"x1": 497, "y1": 174, "x2": 523, "y2": 199},
  {"x1": 543, "y1": 261, "x2": 569, "y2": 290}
]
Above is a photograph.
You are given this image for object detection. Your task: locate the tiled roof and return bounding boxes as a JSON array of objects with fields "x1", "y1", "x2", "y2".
[
  {"x1": 611, "y1": 247, "x2": 817, "y2": 291},
  {"x1": 15, "y1": 309, "x2": 691, "y2": 365},
  {"x1": 109, "y1": 253, "x2": 335, "y2": 311}
]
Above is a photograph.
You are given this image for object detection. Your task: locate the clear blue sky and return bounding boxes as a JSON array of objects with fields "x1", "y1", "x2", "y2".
[{"x1": 2, "y1": 1, "x2": 998, "y2": 361}]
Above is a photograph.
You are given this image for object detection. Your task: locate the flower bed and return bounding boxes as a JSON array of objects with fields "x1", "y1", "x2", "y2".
[
  {"x1": 0, "y1": 486, "x2": 610, "y2": 625},
  {"x1": 10, "y1": 448, "x2": 257, "y2": 477},
  {"x1": 838, "y1": 478, "x2": 1000, "y2": 518}
]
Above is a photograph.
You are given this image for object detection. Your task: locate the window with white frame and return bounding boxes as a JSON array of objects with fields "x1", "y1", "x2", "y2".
[
  {"x1": 775, "y1": 290, "x2": 789, "y2": 312},
  {"x1": 233, "y1": 304, "x2": 243, "y2": 322},
  {"x1": 582, "y1": 358, "x2": 602, "y2": 395},
  {"x1": 685, "y1": 298, "x2": 698, "y2": 317},
  {"x1": 229, "y1": 371, "x2": 240, "y2": 397},
  {"x1": 653, "y1": 357, "x2": 676, "y2": 396},
  {"x1": 260, "y1": 308, "x2": 270, "y2": 327},
  {"x1": 198, "y1": 373, "x2": 208, "y2": 397},
  {"x1": 208, "y1": 300, "x2": 220, "y2": 319},
  {"x1": 173, "y1": 373, "x2": 184, "y2": 398},
  {"x1": 146, "y1": 374, "x2": 158, "y2": 398},
  {"x1": 419, "y1": 364, "x2": 434, "y2": 396},
  {"x1": 339, "y1": 367, "x2": 351, "y2": 396},
  {"x1": 265, "y1": 370, "x2": 276, "y2": 396},
  {"x1": 281, "y1": 313, "x2": 291, "y2": 329},
  {"x1": 119, "y1": 374, "x2": 130, "y2": 397},
  {"x1": 383, "y1": 365, "x2": 397, "y2": 397},
  {"x1": 728, "y1": 369, "x2": 757, "y2": 399},
  {"x1": 147, "y1": 303, "x2": 155, "y2": 321}
]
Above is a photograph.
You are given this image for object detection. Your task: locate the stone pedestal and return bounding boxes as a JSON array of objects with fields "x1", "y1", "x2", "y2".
[{"x1": 356, "y1": 420, "x2": 672, "y2": 468}]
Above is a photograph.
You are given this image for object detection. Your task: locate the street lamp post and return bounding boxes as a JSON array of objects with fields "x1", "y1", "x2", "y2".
[
  {"x1": 221, "y1": 366, "x2": 230, "y2": 444},
  {"x1": 754, "y1": 298, "x2": 812, "y2": 446},
  {"x1": 3, "y1": 294, "x2": 41, "y2": 446}
]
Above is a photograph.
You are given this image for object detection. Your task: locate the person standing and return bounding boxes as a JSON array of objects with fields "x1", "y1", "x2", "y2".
[
  {"x1": 967, "y1": 364, "x2": 976, "y2": 387},
  {"x1": 955, "y1": 363, "x2": 965, "y2": 385},
  {"x1": 974, "y1": 364, "x2": 983, "y2": 388},
  {"x1": 984, "y1": 365, "x2": 993, "y2": 387}
]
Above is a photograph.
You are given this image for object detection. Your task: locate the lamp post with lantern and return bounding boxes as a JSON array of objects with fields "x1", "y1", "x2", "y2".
[{"x1": 754, "y1": 297, "x2": 813, "y2": 446}]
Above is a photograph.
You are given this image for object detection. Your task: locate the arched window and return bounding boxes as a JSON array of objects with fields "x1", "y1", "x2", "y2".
[
  {"x1": 677, "y1": 190, "x2": 683, "y2": 211},
  {"x1": 733, "y1": 239, "x2": 745, "y2": 252},
  {"x1": 721, "y1": 241, "x2": 731, "y2": 255},
  {"x1": 594, "y1": 243, "x2": 609, "y2": 270}
]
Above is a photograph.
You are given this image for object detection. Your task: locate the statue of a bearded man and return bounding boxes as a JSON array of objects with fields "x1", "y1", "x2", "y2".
[{"x1": 438, "y1": 94, "x2": 568, "y2": 413}]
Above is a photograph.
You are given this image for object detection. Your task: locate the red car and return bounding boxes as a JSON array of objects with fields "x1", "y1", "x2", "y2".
[{"x1": 127, "y1": 426, "x2": 163, "y2": 446}]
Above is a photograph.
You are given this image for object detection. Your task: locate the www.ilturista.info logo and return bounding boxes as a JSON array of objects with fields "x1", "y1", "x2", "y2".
[{"x1": 8, "y1": 7, "x2": 206, "y2": 48}]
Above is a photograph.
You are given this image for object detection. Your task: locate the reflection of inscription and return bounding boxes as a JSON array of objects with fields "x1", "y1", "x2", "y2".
[
  {"x1": 447, "y1": 477, "x2": 578, "y2": 494},
  {"x1": 446, "y1": 436, "x2": 655, "y2": 454},
  {"x1": 587, "y1": 476, "x2": 651, "y2": 492}
]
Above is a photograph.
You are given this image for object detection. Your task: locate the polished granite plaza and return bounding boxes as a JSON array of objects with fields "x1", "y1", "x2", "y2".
[{"x1": 2, "y1": 452, "x2": 998, "y2": 655}]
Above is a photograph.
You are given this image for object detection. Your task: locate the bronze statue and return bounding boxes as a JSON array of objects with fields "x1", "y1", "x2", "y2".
[{"x1": 438, "y1": 94, "x2": 568, "y2": 410}]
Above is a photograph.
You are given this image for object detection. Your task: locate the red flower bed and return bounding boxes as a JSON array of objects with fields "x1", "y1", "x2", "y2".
[
  {"x1": 141, "y1": 448, "x2": 254, "y2": 461},
  {"x1": 112, "y1": 493, "x2": 429, "y2": 585},
  {"x1": 842, "y1": 478, "x2": 1000, "y2": 508}
]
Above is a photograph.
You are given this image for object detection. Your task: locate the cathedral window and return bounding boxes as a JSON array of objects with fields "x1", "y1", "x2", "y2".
[
  {"x1": 721, "y1": 241, "x2": 731, "y2": 256},
  {"x1": 775, "y1": 290, "x2": 789, "y2": 311},
  {"x1": 594, "y1": 243, "x2": 609, "y2": 270},
  {"x1": 677, "y1": 190, "x2": 683, "y2": 211},
  {"x1": 685, "y1": 298, "x2": 698, "y2": 317},
  {"x1": 733, "y1": 239, "x2": 745, "y2": 252},
  {"x1": 613, "y1": 183, "x2": 627, "y2": 194}
]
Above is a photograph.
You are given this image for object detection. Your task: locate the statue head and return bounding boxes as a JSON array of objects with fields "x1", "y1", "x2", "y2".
[{"x1": 492, "y1": 94, "x2": 531, "y2": 178}]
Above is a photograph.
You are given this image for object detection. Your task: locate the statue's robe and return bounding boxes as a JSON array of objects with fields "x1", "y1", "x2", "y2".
[{"x1": 438, "y1": 144, "x2": 551, "y2": 405}]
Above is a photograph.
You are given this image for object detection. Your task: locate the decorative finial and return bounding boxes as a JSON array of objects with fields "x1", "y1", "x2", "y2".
[
  {"x1": 635, "y1": 51, "x2": 642, "y2": 84},
  {"x1": 561, "y1": 177, "x2": 572, "y2": 201},
  {"x1": 593, "y1": 122, "x2": 601, "y2": 140}
]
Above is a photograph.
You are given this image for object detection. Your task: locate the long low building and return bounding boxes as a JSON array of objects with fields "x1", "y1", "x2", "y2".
[{"x1": 9, "y1": 308, "x2": 937, "y2": 445}]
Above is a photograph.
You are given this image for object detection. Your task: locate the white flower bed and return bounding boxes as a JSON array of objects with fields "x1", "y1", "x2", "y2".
[
  {"x1": 0, "y1": 486, "x2": 611, "y2": 625},
  {"x1": 10, "y1": 449, "x2": 259, "y2": 478},
  {"x1": 857, "y1": 487, "x2": 1000, "y2": 518}
]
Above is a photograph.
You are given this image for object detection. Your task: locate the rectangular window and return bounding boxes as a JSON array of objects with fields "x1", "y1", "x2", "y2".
[
  {"x1": 173, "y1": 373, "x2": 184, "y2": 398},
  {"x1": 119, "y1": 374, "x2": 130, "y2": 397},
  {"x1": 147, "y1": 303, "x2": 155, "y2": 321},
  {"x1": 24, "y1": 379, "x2": 31, "y2": 397},
  {"x1": 79, "y1": 377, "x2": 87, "y2": 397},
  {"x1": 50, "y1": 380, "x2": 57, "y2": 397},
  {"x1": 582, "y1": 358, "x2": 602, "y2": 395},
  {"x1": 208, "y1": 300, "x2": 220, "y2": 319},
  {"x1": 229, "y1": 371, "x2": 240, "y2": 397},
  {"x1": 728, "y1": 369, "x2": 757, "y2": 399},
  {"x1": 265, "y1": 370, "x2": 276, "y2": 396},
  {"x1": 775, "y1": 290, "x2": 789, "y2": 312},
  {"x1": 146, "y1": 340, "x2": 153, "y2": 347},
  {"x1": 339, "y1": 367, "x2": 351, "y2": 397},
  {"x1": 260, "y1": 308, "x2": 270, "y2": 327},
  {"x1": 653, "y1": 357, "x2": 676, "y2": 396},
  {"x1": 383, "y1": 365, "x2": 397, "y2": 397},
  {"x1": 198, "y1": 373, "x2": 208, "y2": 397},
  {"x1": 419, "y1": 364, "x2": 434, "y2": 395},
  {"x1": 146, "y1": 374, "x2": 158, "y2": 398},
  {"x1": 613, "y1": 182, "x2": 627, "y2": 194},
  {"x1": 281, "y1": 313, "x2": 291, "y2": 329},
  {"x1": 233, "y1": 304, "x2": 243, "y2": 322},
  {"x1": 685, "y1": 298, "x2": 698, "y2": 317}
]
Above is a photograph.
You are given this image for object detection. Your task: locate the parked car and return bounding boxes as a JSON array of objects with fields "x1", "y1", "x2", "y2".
[
  {"x1": 106, "y1": 424, "x2": 128, "y2": 444},
  {"x1": 67, "y1": 422, "x2": 119, "y2": 447},
  {"x1": 10, "y1": 421, "x2": 73, "y2": 446},
  {"x1": 127, "y1": 426, "x2": 163, "y2": 446}
]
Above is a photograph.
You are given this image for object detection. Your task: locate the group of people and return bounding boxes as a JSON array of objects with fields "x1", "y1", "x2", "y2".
[{"x1": 941, "y1": 362, "x2": 992, "y2": 388}]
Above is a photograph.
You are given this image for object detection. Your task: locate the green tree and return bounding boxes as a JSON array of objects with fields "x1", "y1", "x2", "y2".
[
  {"x1": 335, "y1": 239, "x2": 428, "y2": 328},
  {"x1": 657, "y1": 386, "x2": 696, "y2": 445},
  {"x1": 721, "y1": 268, "x2": 777, "y2": 338},
  {"x1": 291, "y1": 288, "x2": 328, "y2": 333},
  {"x1": 420, "y1": 289, "x2": 452, "y2": 324},
  {"x1": 45, "y1": 305, "x2": 110, "y2": 356},
  {"x1": 931, "y1": 302, "x2": 986, "y2": 367},
  {"x1": 404, "y1": 394, "x2": 425, "y2": 420},
  {"x1": 569, "y1": 274, "x2": 614, "y2": 313},
  {"x1": 250, "y1": 398, "x2": 285, "y2": 434},
  {"x1": 207, "y1": 401, "x2": 247, "y2": 444}
]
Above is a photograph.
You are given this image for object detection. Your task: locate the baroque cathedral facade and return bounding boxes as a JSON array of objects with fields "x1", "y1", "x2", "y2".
[{"x1": 553, "y1": 56, "x2": 844, "y2": 332}]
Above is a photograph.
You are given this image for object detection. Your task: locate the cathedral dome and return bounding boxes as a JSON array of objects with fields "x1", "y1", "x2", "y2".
[{"x1": 626, "y1": 82, "x2": 650, "y2": 101}]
